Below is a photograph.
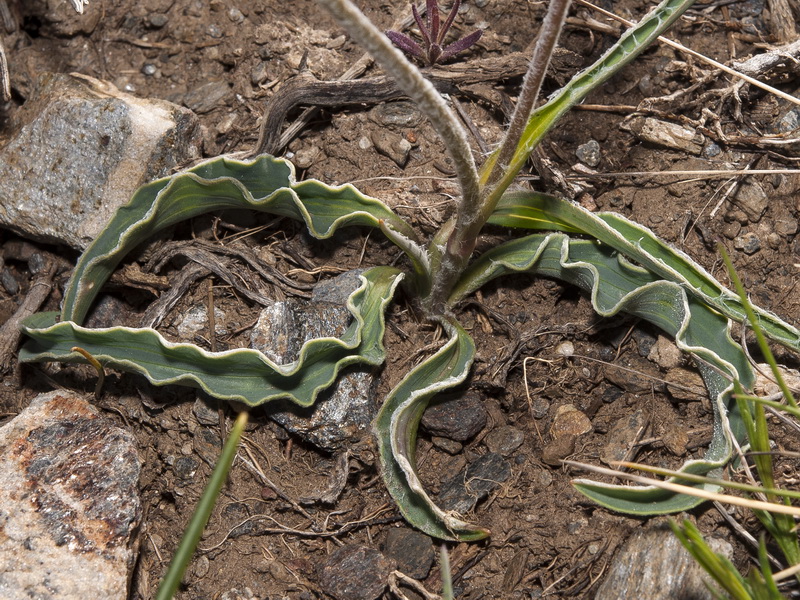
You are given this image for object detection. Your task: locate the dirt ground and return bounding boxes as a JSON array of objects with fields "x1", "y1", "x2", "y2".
[{"x1": 2, "y1": 0, "x2": 800, "y2": 598}]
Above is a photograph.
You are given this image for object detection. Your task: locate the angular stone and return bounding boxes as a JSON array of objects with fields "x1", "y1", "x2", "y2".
[
  {"x1": 647, "y1": 335, "x2": 682, "y2": 370},
  {"x1": 596, "y1": 522, "x2": 733, "y2": 599},
  {"x1": 600, "y1": 409, "x2": 646, "y2": 466},
  {"x1": 576, "y1": 140, "x2": 601, "y2": 167},
  {"x1": 438, "y1": 452, "x2": 511, "y2": 513},
  {"x1": 421, "y1": 392, "x2": 487, "y2": 442},
  {"x1": 733, "y1": 181, "x2": 768, "y2": 223},
  {"x1": 0, "y1": 391, "x2": 141, "y2": 600},
  {"x1": 250, "y1": 270, "x2": 375, "y2": 451},
  {"x1": 622, "y1": 117, "x2": 704, "y2": 155},
  {"x1": 485, "y1": 426, "x2": 525, "y2": 456},
  {"x1": 318, "y1": 545, "x2": 394, "y2": 600},
  {"x1": 383, "y1": 528, "x2": 435, "y2": 579},
  {"x1": 0, "y1": 73, "x2": 202, "y2": 250},
  {"x1": 550, "y1": 404, "x2": 592, "y2": 438}
]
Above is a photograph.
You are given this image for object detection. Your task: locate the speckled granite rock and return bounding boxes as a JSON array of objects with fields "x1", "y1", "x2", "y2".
[
  {"x1": 596, "y1": 521, "x2": 733, "y2": 600},
  {"x1": 0, "y1": 72, "x2": 202, "y2": 250},
  {"x1": 0, "y1": 391, "x2": 142, "y2": 600},
  {"x1": 250, "y1": 270, "x2": 375, "y2": 451}
]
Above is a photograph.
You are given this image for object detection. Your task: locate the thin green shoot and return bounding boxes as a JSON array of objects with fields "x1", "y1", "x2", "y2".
[
  {"x1": 440, "y1": 544, "x2": 454, "y2": 600},
  {"x1": 719, "y1": 244, "x2": 797, "y2": 410},
  {"x1": 155, "y1": 411, "x2": 249, "y2": 600},
  {"x1": 670, "y1": 519, "x2": 758, "y2": 600}
]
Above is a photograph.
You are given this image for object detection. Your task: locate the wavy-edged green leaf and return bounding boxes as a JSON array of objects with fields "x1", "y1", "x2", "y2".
[
  {"x1": 374, "y1": 318, "x2": 489, "y2": 541},
  {"x1": 487, "y1": 191, "x2": 800, "y2": 352},
  {"x1": 21, "y1": 267, "x2": 402, "y2": 408},
  {"x1": 61, "y1": 154, "x2": 417, "y2": 324},
  {"x1": 453, "y1": 232, "x2": 752, "y2": 513},
  {"x1": 479, "y1": 0, "x2": 696, "y2": 193}
]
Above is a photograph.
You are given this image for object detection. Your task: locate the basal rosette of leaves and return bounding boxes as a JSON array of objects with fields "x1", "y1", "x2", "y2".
[{"x1": 19, "y1": 0, "x2": 800, "y2": 542}]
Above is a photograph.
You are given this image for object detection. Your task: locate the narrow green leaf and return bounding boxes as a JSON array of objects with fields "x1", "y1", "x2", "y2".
[
  {"x1": 21, "y1": 267, "x2": 403, "y2": 408},
  {"x1": 479, "y1": 0, "x2": 696, "y2": 191},
  {"x1": 488, "y1": 191, "x2": 800, "y2": 353},
  {"x1": 156, "y1": 411, "x2": 249, "y2": 600},
  {"x1": 374, "y1": 318, "x2": 490, "y2": 541},
  {"x1": 60, "y1": 154, "x2": 417, "y2": 325},
  {"x1": 453, "y1": 232, "x2": 752, "y2": 512}
]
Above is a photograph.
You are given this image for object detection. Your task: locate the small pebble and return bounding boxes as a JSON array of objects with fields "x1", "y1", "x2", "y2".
[
  {"x1": 141, "y1": 63, "x2": 158, "y2": 76},
  {"x1": 734, "y1": 231, "x2": 761, "y2": 255},
  {"x1": 485, "y1": 426, "x2": 524, "y2": 456},
  {"x1": 530, "y1": 396, "x2": 549, "y2": 419},
  {"x1": 421, "y1": 392, "x2": 487, "y2": 442},
  {"x1": 431, "y1": 436, "x2": 463, "y2": 455},
  {"x1": 227, "y1": 7, "x2": 245, "y2": 22},
  {"x1": 702, "y1": 142, "x2": 721, "y2": 158},
  {"x1": 555, "y1": 341, "x2": 574, "y2": 357},
  {"x1": 318, "y1": 545, "x2": 394, "y2": 600},
  {"x1": 147, "y1": 13, "x2": 169, "y2": 28},
  {"x1": 776, "y1": 219, "x2": 798, "y2": 236},
  {"x1": 1, "y1": 269, "x2": 19, "y2": 295},
  {"x1": 192, "y1": 397, "x2": 219, "y2": 426},
  {"x1": 733, "y1": 181, "x2": 768, "y2": 223},
  {"x1": 383, "y1": 528, "x2": 435, "y2": 579},
  {"x1": 778, "y1": 107, "x2": 800, "y2": 133},
  {"x1": 207, "y1": 23, "x2": 224, "y2": 38},
  {"x1": 647, "y1": 335, "x2": 682, "y2": 370},
  {"x1": 576, "y1": 140, "x2": 601, "y2": 167},
  {"x1": 549, "y1": 404, "x2": 592, "y2": 438},
  {"x1": 721, "y1": 221, "x2": 741, "y2": 240},
  {"x1": 541, "y1": 434, "x2": 575, "y2": 467},
  {"x1": 437, "y1": 453, "x2": 511, "y2": 513},
  {"x1": 173, "y1": 456, "x2": 199, "y2": 481}
]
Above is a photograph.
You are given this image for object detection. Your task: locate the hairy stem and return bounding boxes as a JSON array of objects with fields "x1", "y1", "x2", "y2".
[
  {"x1": 483, "y1": 0, "x2": 572, "y2": 194},
  {"x1": 318, "y1": 0, "x2": 480, "y2": 214},
  {"x1": 427, "y1": 0, "x2": 572, "y2": 315}
]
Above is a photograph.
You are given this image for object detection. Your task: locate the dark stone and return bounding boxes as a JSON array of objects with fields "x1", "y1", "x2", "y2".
[
  {"x1": 431, "y1": 436, "x2": 463, "y2": 455},
  {"x1": 383, "y1": 528, "x2": 435, "y2": 579},
  {"x1": 421, "y1": 392, "x2": 487, "y2": 442},
  {"x1": 318, "y1": 545, "x2": 394, "y2": 600},
  {"x1": 173, "y1": 456, "x2": 200, "y2": 482},
  {"x1": 485, "y1": 426, "x2": 525, "y2": 456},
  {"x1": 541, "y1": 434, "x2": 576, "y2": 467},
  {"x1": 438, "y1": 452, "x2": 511, "y2": 513},
  {"x1": 183, "y1": 80, "x2": 232, "y2": 114}
]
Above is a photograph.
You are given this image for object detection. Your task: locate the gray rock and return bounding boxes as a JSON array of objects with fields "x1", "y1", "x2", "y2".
[
  {"x1": 0, "y1": 391, "x2": 141, "y2": 600},
  {"x1": 596, "y1": 522, "x2": 733, "y2": 599},
  {"x1": 371, "y1": 130, "x2": 412, "y2": 168},
  {"x1": 733, "y1": 181, "x2": 768, "y2": 223},
  {"x1": 421, "y1": 391, "x2": 487, "y2": 442},
  {"x1": 485, "y1": 426, "x2": 525, "y2": 456},
  {"x1": 0, "y1": 73, "x2": 202, "y2": 250},
  {"x1": 318, "y1": 545, "x2": 394, "y2": 600},
  {"x1": 576, "y1": 140, "x2": 601, "y2": 167},
  {"x1": 647, "y1": 335, "x2": 682, "y2": 370},
  {"x1": 383, "y1": 528, "x2": 435, "y2": 579},
  {"x1": 622, "y1": 117, "x2": 704, "y2": 154},
  {"x1": 438, "y1": 452, "x2": 511, "y2": 513},
  {"x1": 250, "y1": 271, "x2": 376, "y2": 451},
  {"x1": 600, "y1": 409, "x2": 646, "y2": 465},
  {"x1": 192, "y1": 397, "x2": 220, "y2": 426},
  {"x1": 183, "y1": 80, "x2": 232, "y2": 114},
  {"x1": 370, "y1": 101, "x2": 423, "y2": 129},
  {"x1": 734, "y1": 231, "x2": 761, "y2": 255}
]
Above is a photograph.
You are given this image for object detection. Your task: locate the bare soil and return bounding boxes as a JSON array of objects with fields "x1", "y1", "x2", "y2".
[{"x1": 2, "y1": 0, "x2": 800, "y2": 599}]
